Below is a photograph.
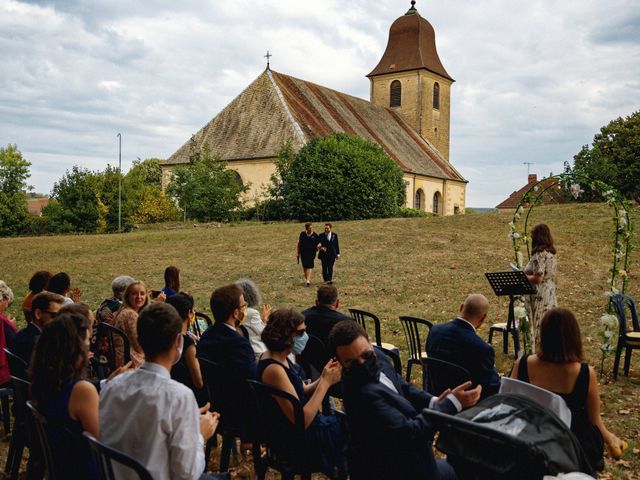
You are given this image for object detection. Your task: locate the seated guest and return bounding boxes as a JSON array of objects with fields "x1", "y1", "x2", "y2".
[
  {"x1": 235, "y1": 278, "x2": 272, "y2": 360},
  {"x1": 96, "y1": 275, "x2": 135, "y2": 325},
  {"x1": 22, "y1": 270, "x2": 51, "y2": 323},
  {"x1": 259, "y1": 308, "x2": 346, "y2": 478},
  {"x1": 167, "y1": 292, "x2": 208, "y2": 406},
  {"x1": 14, "y1": 291, "x2": 65, "y2": 366},
  {"x1": 198, "y1": 284, "x2": 257, "y2": 442},
  {"x1": 30, "y1": 312, "x2": 99, "y2": 479},
  {"x1": 329, "y1": 320, "x2": 481, "y2": 480},
  {"x1": 162, "y1": 265, "x2": 181, "y2": 298},
  {"x1": 302, "y1": 285, "x2": 350, "y2": 347},
  {"x1": 0, "y1": 280, "x2": 18, "y2": 387},
  {"x1": 113, "y1": 280, "x2": 149, "y2": 368},
  {"x1": 100, "y1": 303, "x2": 220, "y2": 480},
  {"x1": 511, "y1": 307, "x2": 626, "y2": 471},
  {"x1": 48, "y1": 272, "x2": 81, "y2": 305},
  {"x1": 426, "y1": 293, "x2": 500, "y2": 398}
]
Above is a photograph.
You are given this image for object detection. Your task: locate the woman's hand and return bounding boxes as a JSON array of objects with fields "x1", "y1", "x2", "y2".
[
  {"x1": 71, "y1": 287, "x2": 82, "y2": 303},
  {"x1": 260, "y1": 304, "x2": 272, "y2": 323},
  {"x1": 321, "y1": 359, "x2": 342, "y2": 386}
]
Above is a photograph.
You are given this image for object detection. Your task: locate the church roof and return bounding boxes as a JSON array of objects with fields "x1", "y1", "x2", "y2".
[
  {"x1": 367, "y1": 2, "x2": 453, "y2": 81},
  {"x1": 164, "y1": 69, "x2": 465, "y2": 182}
]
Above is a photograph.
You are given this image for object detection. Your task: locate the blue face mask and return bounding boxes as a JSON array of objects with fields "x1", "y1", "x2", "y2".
[{"x1": 292, "y1": 331, "x2": 309, "y2": 355}]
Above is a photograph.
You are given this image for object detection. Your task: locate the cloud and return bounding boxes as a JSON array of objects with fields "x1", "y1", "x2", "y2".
[{"x1": 1, "y1": 0, "x2": 639, "y2": 207}]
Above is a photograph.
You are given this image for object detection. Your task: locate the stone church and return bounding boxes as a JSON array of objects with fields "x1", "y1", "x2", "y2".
[{"x1": 161, "y1": 2, "x2": 467, "y2": 215}]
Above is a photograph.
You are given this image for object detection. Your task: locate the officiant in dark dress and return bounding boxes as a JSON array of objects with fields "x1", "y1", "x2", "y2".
[
  {"x1": 297, "y1": 222, "x2": 319, "y2": 286},
  {"x1": 318, "y1": 223, "x2": 340, "y2": 284}
]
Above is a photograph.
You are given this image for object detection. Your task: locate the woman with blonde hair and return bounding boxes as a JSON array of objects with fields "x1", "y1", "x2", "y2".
[{"x1": 113, "y1": 281, "x2": 149, "y2": 367}]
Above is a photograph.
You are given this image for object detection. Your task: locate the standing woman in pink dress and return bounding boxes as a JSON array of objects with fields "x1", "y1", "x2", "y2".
[{"x1": 524, "y1": 224, "x2": 557, "y2": 350}]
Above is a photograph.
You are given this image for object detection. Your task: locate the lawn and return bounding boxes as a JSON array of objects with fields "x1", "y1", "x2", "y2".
[{"x1": 1, "y1": 203, "x2": 639, "y2": 478}]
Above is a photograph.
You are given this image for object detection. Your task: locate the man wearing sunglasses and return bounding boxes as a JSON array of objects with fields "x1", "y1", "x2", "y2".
[{"x1": 329, "y1": 320, "x2": 481, "y2": 480}]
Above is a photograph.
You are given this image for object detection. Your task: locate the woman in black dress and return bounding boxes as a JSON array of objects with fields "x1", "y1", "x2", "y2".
[{"x1": 297, "y1": 222, "x2": 319, "y2": 286}]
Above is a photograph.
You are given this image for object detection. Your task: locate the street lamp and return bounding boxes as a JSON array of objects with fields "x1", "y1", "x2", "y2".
[{"x1": 117, "y1": 133, "x2": 122, "y2": 233}]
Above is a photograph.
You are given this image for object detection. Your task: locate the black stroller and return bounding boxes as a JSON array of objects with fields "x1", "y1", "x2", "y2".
[{"x1": 423, "y1": 393, "x2": 595, "y2": 480}]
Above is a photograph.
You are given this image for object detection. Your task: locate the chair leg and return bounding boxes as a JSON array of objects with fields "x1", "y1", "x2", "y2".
[
  {"x1": 252, "y1": 442, "x2": 266, "y2": 479},
  {"x1": 5, "y1": 426, "x2": 25, "y2": 480},
  {"x1": 488, "y1": 328, "x2": 494, "y2": 344},
  {"x1": 1, "y1": 395, "x2": 10, "y2": 435},
  {"x1": 624, "y1": 348, "x2": 633, "y2": 377},
  {"x1": 613, "y1": 343, "x2": 623, "y2": 380},
  {"x1": 220, "y1": 432, "x2": 236, "y2": 472},
  {"x1": 405, "y1": 361, "x2": 413, "y2": 383},
  {"x1": 502, "y1": 330, "x2": 508, "y2": 355}
]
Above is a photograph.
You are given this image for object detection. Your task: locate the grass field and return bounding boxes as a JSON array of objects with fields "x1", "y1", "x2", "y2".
[{"x1": 1, "y1": 203, "x2": 639, "y2": 478}]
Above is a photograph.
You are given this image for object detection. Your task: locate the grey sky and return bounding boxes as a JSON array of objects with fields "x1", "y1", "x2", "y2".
[{"x1": 1, "y1": 0, "x2": 639, "y2": 207}]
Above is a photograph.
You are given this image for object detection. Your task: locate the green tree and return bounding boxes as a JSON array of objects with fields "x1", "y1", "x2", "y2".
[
  {"x1": 166, "y1": 143, "x2": 247, "y2": 222},
  {"x1": 0, "y1": 144, "x2": 31, "y2": 236},
  {"x1": 274, "y1": 133, "x2": 405, "y2": 220},
  {"x1": 573, "y1": 110, "x2": 640, "y2": 200}
]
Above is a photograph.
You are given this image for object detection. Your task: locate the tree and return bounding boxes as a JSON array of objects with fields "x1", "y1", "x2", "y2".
[
  {"x1": 166, "y1": 142, "x2": 247, "y2": 222},
  {"x1": 274, "y1": 133, "x2": 405, "y2": 220},
  {"x1": 0, "y1": 144, "x2": 31, "y2": 236},
  {"x1": 572, "y1": 110, "x2": 640, "y2": 200}
]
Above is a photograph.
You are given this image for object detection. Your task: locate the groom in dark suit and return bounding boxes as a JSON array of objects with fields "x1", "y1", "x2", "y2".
[
  {"x1": 426, "y1": 293, "x2": 500, "y2": 399},
  {"x1": 317, "y1": 223, "x2": 340, "y2": 284},
  {"x1": 329, "y1": 320, "x2": 481, "y2": 480}
]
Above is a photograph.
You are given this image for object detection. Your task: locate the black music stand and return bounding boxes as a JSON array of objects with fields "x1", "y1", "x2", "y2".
[{"x1": 485, "y1": 271, "x2": 535, "y2": 358}]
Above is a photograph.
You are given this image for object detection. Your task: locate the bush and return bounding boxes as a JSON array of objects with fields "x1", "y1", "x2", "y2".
[
  {"x1": 396, "y1": 207, "x2": 431, "y2": 218},
  {"x1": 275, "y1": 133, "x2": 406, "y2": 221}
]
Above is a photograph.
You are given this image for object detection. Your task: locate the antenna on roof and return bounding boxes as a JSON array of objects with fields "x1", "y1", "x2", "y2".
[
  {"x1": 264, "y1": 50, "x2": 272, "y2": 70},
  {"x1": 523, "y1": 162, "x2": 535, "y2": 175}
]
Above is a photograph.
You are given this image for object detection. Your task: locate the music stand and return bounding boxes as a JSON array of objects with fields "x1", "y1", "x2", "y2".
[{"x1": 485, "y1": 271, "x2": 535, "y2": 358}]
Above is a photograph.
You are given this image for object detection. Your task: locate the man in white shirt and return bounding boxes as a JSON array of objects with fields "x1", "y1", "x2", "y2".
[{"x1": 100, "y1": 302, "x2": 222, "y2": 480}]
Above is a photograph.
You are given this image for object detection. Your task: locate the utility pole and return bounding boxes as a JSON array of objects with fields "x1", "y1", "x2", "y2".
[{"x1": 117, "y1": 133, "x2": 122, "y2": 232}]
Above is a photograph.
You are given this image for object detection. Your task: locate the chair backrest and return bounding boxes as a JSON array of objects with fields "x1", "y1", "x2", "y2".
[
  {"x1": 10, "y1": 375, "x2": 31, "y2": 424},
  {"x1": 379, "y1": 346, "x2": 402, "y2": 376},
  {"x1": 83, "y1": 432, "x2": 153, "y2": 480},
  {"x1": 247, "y1": 379, "x2": 308, "y2": 470},
  {"x1": 25, "y1": 400, "x2": 59, "y2": 480},
  {"x1": 95, "y1": 322, "x2": 131, "y2": 375},
  {"x1": 192, "y1": 311, "x2": 212, "y2": 337},
  {"x1": 425, "y1": 357, "x2": 472, "y2": 396},
  {"x1": 399, "y1": 316, "x2": 433, "y2": 359},
  {"x1": 612, "y1": 293, "x2": 640, "y2": 335},
  {"x1": 298, "y1": 334, "x2": 329, "y2": 381},
  {"x1": 4, "y1": 347, "x2": 29, "y2": 380},
  {"x1": 349, "y1": 308, "x2": 382, "y2": 346}
]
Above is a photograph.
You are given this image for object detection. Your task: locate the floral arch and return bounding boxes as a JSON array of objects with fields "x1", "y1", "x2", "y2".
[{"x1": 506, "y1": 172, "x2": 633, "y2": 359}]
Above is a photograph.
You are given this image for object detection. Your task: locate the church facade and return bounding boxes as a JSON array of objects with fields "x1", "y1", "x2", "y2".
[{"x1": 161, "y1": 2, "x2": 467, "y2": 215}]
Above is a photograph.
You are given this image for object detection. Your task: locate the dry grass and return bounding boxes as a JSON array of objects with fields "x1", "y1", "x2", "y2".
[{"x1": 1, "y1": 203, "x2": 639, "y2": 478}]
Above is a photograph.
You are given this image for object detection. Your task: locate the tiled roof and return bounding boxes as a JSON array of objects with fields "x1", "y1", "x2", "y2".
[
  {"x1": 27, "y1": 197, "x2": 49, "y2": 216},
  {"x1": 164, "y1": 69, "x2": 466, "y2": 183},
  {"x1": 496, "y1": 176, "x2": 568, "y2": 209}
]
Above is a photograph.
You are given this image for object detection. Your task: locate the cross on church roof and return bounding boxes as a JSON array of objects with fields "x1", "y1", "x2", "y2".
[{"x1": 264, "y1": 50, "x2": 272, "y2": 69}]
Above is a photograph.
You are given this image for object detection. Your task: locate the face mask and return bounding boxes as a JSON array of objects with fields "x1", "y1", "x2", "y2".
[
  {"x1": 292, "y1": 331, "x2": 309, "y2": 355},
  {"x1": 343, "y1": 350, "x2": 379, "y2": 384},
  {"x1": 173, "y1": 334, "x2": 184, "y2": 366}
]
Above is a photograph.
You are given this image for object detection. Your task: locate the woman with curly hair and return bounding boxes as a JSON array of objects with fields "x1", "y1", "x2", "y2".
[
  {"x1": 113, "y1": 281, "x2": 149, "y2": 367},
  {"x1": 30, "y1": 312, "x2": 98, "y2": 479},
  {"x1": 524, "y1": 223, "x2": 557, "y2": 349},
  {"x1": 235, "y1": 278, "x2": 272, "y2": 360},
  {"x1": 259, "y1": 308, "x2": 346, "y2": 479}
]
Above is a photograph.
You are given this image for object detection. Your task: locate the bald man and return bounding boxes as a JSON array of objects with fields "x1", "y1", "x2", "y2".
[{"x1": 426, "y1": 294, "x2": 500, "y2": 398}]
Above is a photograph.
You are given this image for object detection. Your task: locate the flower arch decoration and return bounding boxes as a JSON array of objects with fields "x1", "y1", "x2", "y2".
[{"x1": 507, "y1": 171, "x2": 633, "y2": 361}]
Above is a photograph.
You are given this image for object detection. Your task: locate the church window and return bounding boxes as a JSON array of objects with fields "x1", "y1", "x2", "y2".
[
  {"x1": 414, "y1": 189, "x2": 423, "y2": 210},
  {"x1": 433, "y1": 191, "x2": 442, "y2": 214},
  {"x1": 231, "y1": 170, "x2": 243, "y2": 188},
  {"x1": 433, "y1": 82, "x2": 440, "y2": 109},
  {"x1": 390, "y1": 80, "x2": 402, "y2": 107}
]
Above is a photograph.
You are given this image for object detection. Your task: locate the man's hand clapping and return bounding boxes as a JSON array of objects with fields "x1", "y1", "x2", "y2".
[{"x1": 199, "y1": 402, "x2": 220, "y2": 441}]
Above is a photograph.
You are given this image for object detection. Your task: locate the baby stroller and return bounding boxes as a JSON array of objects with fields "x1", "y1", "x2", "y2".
[{"x1": 423, "y1": 393, "x2": 595, "y2": 480}]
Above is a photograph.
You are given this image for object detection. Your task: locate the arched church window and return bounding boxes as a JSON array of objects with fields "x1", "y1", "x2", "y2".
[
  {"x1": 433, "y1": 82, "x2": 440, "y2": 109},
  {"x1": 433, "y1": 191, "x2": 442, "y2": 214},
  {"x1": 390, "y1": 80, "x2": 402, "y2": 107},
  {"x1": 231, "y1": 170, "x2": 243, "y2": 188},
  {"x1": 414, "y1": 189, "x2": 423, "y2": 210}
]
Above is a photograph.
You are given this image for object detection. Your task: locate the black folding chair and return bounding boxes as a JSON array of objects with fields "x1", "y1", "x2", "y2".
[
  {"x1": 4, "y1": 348, "x2": 28, "y2": 380},
  {"x1": 247, "y1": 379, "x2": 314, "y2": 480},
  {"x1": 298, "y1": 334, "x2": 328, "y2": 381},
  {"x1": 424, "y1": 357, "x2": 471, "y2": 396},
  {"x1": 25, "y1": 400, "x2": 59, "y2": 480},
  {"x1": 83, "y1": 432, "x2": 153, "y2": 480},
  {"x1": 192, "y1": 311, "x2": 213, "y2": 338},
  {"x1": 349, "y1": 308, "x2": 399, "y2": 352},
  {"x1": 197, "y1": 355, "x2": 261, "y2": 474},
  {"x1": 398, "y1": 316, "x2": 433, "y2": 388},
  {"x1": 379, "y1": 346, "x2": 402, "y2": 376},
  {"x1": 612, "y1": 293, "x2": 640, "y2": 379},
  {"x1": 93, "y1": 322, "x2": 131, "y2": 379}
]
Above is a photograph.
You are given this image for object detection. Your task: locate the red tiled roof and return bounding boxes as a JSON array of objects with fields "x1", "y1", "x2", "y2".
[
  {"x1": 496, "y1": 175, "x2": 568, "y2": 209},
  {"x1": 27, "y1": 198, "x2": 49, "y2": 216}
]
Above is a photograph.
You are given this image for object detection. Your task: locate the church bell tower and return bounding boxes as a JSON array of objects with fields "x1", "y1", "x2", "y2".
[{"x1": 367, "y1": 1, "x2": 454, "y2": 160}]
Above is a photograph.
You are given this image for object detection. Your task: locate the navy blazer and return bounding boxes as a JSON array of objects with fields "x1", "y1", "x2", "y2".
[
  {"x1": 302, "y1": 305, "x2": 350, "y2": 347},
  {"x1": 318, "y1": 232, "x2": 340, "y2": 259},
  {"x1": 342, "y1": 347, "x2": 457, "y2": 480},
  {"x1": 13, "y1": 323, "x2": 41, "y2": 366},
  {"x1": 426, "y1": 318, "x2": 500, "y2": 398}
]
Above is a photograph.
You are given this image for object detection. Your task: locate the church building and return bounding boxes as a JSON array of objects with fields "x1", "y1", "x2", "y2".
[{"x1": 161, "y1": 2, "x2": 467, "y2": 215}]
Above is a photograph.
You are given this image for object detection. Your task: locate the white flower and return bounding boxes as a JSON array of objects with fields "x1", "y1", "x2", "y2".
[
  {"x1": 517, "y1": 205, "x2": 524, "y2": 215},
  {"x1": 533, "y1": 185, "x2": 539, "y2": 192},
  {"x1": 514, "y1": 306, "x2": 527, "y2": 319},
  {"x1": 508, "y1": 221, "x2": 514, "y2": 229},
  {"x1": 513, "y1": 232, "x2": 520, "y2": 239},
  {"x1": 517, "y1": 251, "x2": 524, "y2": 268},
  {"x1": 514, "y1": 213, "x2": 521, "y2": 220},
  {"x1": 569, "y1": 183, "x2": 584, "y2": 199},
  {"x1": 600, "y1": 314, "x2": 618, "y2": 329},
  {"x1": 619, "y1": 210, "x2": 628, "y2": 227}
]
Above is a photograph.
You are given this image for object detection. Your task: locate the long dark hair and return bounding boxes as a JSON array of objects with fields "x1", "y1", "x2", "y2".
[
  {"x1": 537, "y1": 308, "x2": 584, "y2": 363},
  {"x1": 29, "y1": 313, "x2": 89, "y2": 405},
  {"x1": 164, "y1": 266, "x2": 180, "y2": 292},
  {"x1": 531, "y1": 223, "x2": 556, "y2": 255}
]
